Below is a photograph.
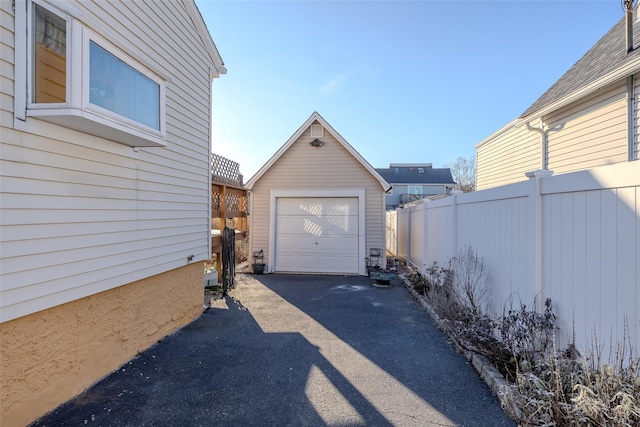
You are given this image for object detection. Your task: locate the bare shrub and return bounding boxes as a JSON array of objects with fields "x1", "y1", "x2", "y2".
[
  {"x1": 406, "y1": 247, "x2": 639, "y2": 426},
  {"x1": 514, "y1": 322, "x2": 640, "y2": 426},
  {"x1": 500, "y1": 298, "x2": 557, "y2": 370},
  {"x1": 451, "y1": 245, "x2": 490, "y2": 317}
]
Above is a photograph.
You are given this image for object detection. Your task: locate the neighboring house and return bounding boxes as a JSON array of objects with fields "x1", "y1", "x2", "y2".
[
  {"x1": 0, "y1": 1, "x2": 225, "y2": 425},
  {"x1": 245, "y1": 112, "x2": 391, "y2": 275},
  {"x1": 475, "y1": 7, "x2": 640, "y2": 190},
  {"x1": 375, "y1": 163, "x2": 456, "y2": 210}
]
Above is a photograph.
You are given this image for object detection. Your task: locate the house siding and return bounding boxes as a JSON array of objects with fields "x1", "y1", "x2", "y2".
[
  {"x1": 0, "y1": 263, "x2": 203, "y2": 427},
  {"x1": 385, "y1": 183, "x2": 449, "y2": 208},
  {"x1": 1, "y1": 0, "x2": 214, "y2": 322},
  {"x1": 1, "y1": 2, "x2": 14, "y2": 129},
  {"x1": 476, "y1": 125, "x2": 540, "y2": 190},
  {"x1": 249, "y1": 122, "x2": 385, "y2": 270},
  {"x1": 476, "y1": 82, "x2": 630, "y2": 190},
  {"x1": 1, "y1": 1, "x2": 219, "y2": 424},
  {"x1": 545, "y1": 82, "x2": 628, "y2": 174}
]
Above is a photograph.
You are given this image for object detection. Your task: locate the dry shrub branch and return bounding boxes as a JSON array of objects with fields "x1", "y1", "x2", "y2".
[{"x1": 407, "y1": 246, "x2": 639, "y2": 426}]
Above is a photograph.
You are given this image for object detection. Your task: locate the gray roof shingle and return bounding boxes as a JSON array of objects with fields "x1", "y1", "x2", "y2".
[
  {"x1": 376, "y1": 166, "x2": 456, "y2": 185},
  {"x1": 521, "y1": 14, "x2": 640, "y2": 118}
]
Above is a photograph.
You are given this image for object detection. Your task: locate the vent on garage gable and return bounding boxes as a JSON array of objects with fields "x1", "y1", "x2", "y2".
[{"x1": 310, "y1": 125, "x2": 324, "y2": 137}]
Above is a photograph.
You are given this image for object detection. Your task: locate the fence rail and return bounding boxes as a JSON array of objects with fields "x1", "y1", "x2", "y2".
[{"x1": 387, "y1": 162, "x2": 640, "y2": 354}]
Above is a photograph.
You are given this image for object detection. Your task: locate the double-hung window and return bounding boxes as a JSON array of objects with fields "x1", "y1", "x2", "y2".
[{"x1": 16, "y1": 0, "x2": 167, "y2": 147}]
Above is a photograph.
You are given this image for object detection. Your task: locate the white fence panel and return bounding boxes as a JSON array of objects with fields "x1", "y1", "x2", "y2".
[
  {"x1": 408, "y1": 203, "x2": 425, "y2": 270},
  {"x1": 541, "y1": 165, "x2": 640, "y2": 352},
  {"x1": 386, "y1": 210, "x2": 397, "y2": 256},
  {"x1": 396, "y1": 208, "x2": 409, "y2": 260},
  {"x1": 424, "y1": 200, "x2": 454, "y2": 271},
  {"x1": 457, "y1": 193, "x2": 533, "y2": 313},
  {"x1": 386, "y1": 162, "x2": 640, "y2": 354}
]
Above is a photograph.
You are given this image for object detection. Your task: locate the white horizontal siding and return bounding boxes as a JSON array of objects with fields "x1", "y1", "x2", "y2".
[
  {"x1": 1, "y1": 0, "x2": 218, "y2": 322},
  {"x1": 1, "y1": 2, "x2": 14, "y2": 130}
]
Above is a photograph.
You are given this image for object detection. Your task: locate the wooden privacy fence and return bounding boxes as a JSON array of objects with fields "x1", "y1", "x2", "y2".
[
  {"x1": 211, "y1": 155, "x2": 248, "y2": 284},
  {"x1": 387, "y1": 162, "x2": 640, "y2": 354}
]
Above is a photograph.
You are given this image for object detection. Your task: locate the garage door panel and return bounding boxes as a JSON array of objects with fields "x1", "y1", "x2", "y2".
[
  {"x1": 318, "y1": 216, "x2": 358, "y2": 236},
  {"x1": 277, "y1": 234, "x2": 316, "y2": 252},
  {"x1": 275, "y1": 197, "x2": 359, "y2": 274},
  {"x1": 317, "y1": 254, "x2": 358, "y2": 273},
  {"x1": 278, "y1": 253, "x2": 317, "y2": 272},
  {"x1": 317, "y1": 235, "x2": 358, "y2": 253},
  {"x1": 278, "y1": 198, "x2": 358, "y2": 216}
]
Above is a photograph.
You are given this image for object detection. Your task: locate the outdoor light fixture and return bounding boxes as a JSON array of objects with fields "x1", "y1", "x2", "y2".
[{"x1": 309, "y1": 138, "x2": 324, "y2": 147}]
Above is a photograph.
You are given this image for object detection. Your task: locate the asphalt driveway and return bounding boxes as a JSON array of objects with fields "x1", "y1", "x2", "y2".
[{"x1": 32, "y1": 274, "x2": 515, "y2": 427}]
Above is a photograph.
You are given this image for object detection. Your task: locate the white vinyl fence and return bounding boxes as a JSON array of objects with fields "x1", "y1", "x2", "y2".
[{"x1": 387, "y1": 162, "x2": 640, "y2": 353}]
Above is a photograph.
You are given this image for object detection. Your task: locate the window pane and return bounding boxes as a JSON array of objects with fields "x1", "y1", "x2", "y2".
[
  {"x1": 33, "y1": 4, "x2": 66, "y2": 103},
  {"x1": 89, "y1": 41, "x2": 160, "y2": 130},
  {"x1": 408, "y1": 186, "x2": 422, "y2": 195}
]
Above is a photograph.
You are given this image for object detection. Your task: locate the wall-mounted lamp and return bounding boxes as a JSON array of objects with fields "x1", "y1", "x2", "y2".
[{"x1": 309, "y1": 138, "x2": 324, "y2": 147}]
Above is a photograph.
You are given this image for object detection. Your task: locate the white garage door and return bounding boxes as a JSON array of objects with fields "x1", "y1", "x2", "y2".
[{"x1": 275, "y1": 197, "x2": 359, "y2": 273}]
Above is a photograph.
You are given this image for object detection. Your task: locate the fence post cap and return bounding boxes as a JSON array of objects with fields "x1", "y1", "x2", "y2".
[{"x1": 525, "y1": 169, "x2": 554, "y2": 179}]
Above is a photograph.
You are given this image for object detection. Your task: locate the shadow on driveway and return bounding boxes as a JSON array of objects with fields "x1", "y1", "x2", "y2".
[{"x1": 31, "y1": 274, "x2": 515, "y2": 427}]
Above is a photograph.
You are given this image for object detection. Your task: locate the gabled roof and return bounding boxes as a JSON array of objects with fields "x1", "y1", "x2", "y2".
[
  {"x1": 245, "y1": 112, "x2": 391, "y2": 192},
  {"x1": 183, "y1": 0, "x2": 226, "y2": 78},
  {"x1": 521, "y1": 11, "x2": 640, "y2": 119},
  {"x1": 375, "y1": 165, "x2": 455, "y2": 185}
]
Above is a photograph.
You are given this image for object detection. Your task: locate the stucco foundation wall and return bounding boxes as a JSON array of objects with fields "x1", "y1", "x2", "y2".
[{"x1": 0, "y1": 263, "x2": 203, "y2": 427}]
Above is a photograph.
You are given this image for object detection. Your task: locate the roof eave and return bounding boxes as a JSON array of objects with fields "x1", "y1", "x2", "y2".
[
  {"x1": 183, "y1": 0, "x2": 226, "y2": 78},
  {"x1": 476, "y1": 56, "x2": 640, "y2": 150},
  {"x1": 522, "y1": 57, "x2": 640, "y2": 122},
  {"x1": 246, "y1": 112, "x2": 391, "y2": 192}
]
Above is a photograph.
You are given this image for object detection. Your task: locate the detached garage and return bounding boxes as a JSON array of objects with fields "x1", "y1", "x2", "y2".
[{"x1": 246, "y1": 112, "x2": 391, "y2": 275}]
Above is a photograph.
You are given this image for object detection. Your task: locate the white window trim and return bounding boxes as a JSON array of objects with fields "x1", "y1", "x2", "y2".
[{"x1": 15, "y1": 0, "x2": 168, "y2": 148}]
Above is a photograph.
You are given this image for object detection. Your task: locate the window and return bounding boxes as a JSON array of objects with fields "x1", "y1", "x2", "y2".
[
  {"x1": 33, "y1": 3, "x2": 66, "y2": 103},
  {"x1": 408, "y1": 186, "x2": 422, "y2": 195},
  {"x1": 17, "y1": 0, "x2": 167, "y2": 147},
  {"x1": 417, "y1": 167, "x2": 424, "y2": 173},
  {"x1": 89, "y1": 41, "x2": 160, "y2": 130}
]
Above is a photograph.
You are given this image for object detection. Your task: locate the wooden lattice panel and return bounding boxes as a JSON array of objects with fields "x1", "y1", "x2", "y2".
[{"x1": 211, "y1": 153, "x2": 241, "y2": 186}]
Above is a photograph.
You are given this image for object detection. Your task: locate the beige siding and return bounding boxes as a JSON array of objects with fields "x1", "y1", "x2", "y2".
[
  {"x1": 546, "y1": 83, "x2": 628, "y2": 174},
  {"x1": 477, "y1": 82, "x2": 631, "y2": 190},
  {"x1": 1, "y1": 0, "x2": 215, "y2": 322},
  {"x1": 250, "y1": 122, "x2": 385, "y2": 270},
  {"x1": 476, "y1": 125, "x2": 539, "y2": 190}
]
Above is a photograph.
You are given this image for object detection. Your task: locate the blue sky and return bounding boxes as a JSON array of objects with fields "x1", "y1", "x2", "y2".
[{"x1": 195, "y1": 0, "x2": 624, "y2": 180}]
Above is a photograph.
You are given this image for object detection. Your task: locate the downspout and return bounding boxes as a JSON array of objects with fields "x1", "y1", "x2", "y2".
[
  {"x1": 627, "y1": 74, "x2": 636, "y2": 161},
  {"x1": 526, "y1": 120, "x2": 565, "y2": 170},
  {"x1": 624, "y1": 0, "x2": 637, "y2": 160}
]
